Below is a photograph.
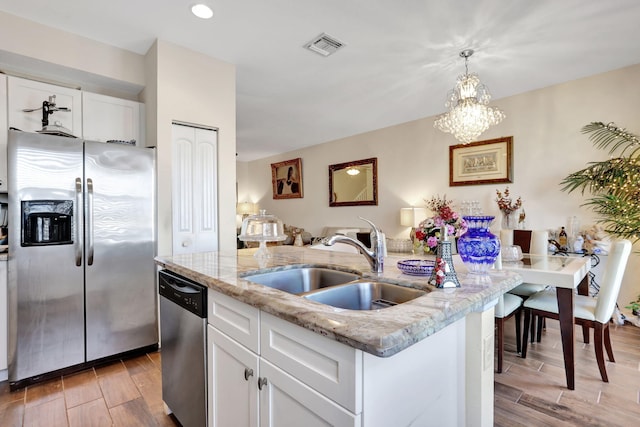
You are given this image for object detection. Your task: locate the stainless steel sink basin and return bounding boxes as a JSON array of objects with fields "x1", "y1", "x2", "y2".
[
  {"x1": 303, "y1": 281, "x2": 426, "y2": 310},
  {"x1": 242, "y1": 267, "x2": 361, "y2": 294}
]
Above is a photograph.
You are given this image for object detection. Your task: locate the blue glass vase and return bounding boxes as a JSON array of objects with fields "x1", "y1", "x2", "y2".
[{"x1": 457, "y1": 216, "x2": 500, "y2": 274}]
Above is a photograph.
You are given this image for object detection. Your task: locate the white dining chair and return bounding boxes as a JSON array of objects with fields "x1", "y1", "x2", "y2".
[
  {"x1": 521, "y1": 239, "x2": 632, "y2": 382},
  {"x1": 495, "y1": 292, "x2": 524, "y2": 373},
  {"x1": 500, "y1": 229, "x2": 549, "y2": 298}
]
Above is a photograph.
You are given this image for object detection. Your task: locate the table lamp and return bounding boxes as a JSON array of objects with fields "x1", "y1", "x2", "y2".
[
  {"x1": 236, "y1": 202, "x2": 258, "y2": 219},
  {"x1": 400, "y1": 207, "x2": 427, "y2": 241}
]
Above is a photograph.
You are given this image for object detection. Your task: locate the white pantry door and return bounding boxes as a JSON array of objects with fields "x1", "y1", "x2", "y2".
[{"x1": 171, "y1": 123, "x2": 219, "y2": 254}]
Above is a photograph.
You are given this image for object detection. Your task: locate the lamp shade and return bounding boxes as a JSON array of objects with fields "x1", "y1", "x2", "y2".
[
  {"x1": 236, "y1": 202, "x2": 257, "y2": 216},
  {"x1": 400, "y1": 207, "x2": 427, "y2": 227}
]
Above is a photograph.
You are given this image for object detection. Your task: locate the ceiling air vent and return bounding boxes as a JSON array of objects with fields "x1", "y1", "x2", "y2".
[{"x1": 304, "y1": 33, "x2": 345, "y2": 57}]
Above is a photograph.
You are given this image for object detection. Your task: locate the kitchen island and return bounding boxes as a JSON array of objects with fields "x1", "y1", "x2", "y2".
[{"x1": 155, "y1": 246, "x2": 522, "y2": 427}]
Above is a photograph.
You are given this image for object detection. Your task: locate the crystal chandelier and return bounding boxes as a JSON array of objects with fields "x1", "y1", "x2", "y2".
[{"x1": 434, "y1": 49, "x2": 505, "y2": 144}]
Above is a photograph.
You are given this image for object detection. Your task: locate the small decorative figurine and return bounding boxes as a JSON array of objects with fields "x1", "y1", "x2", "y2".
[{"x1": 429, "y1": 226, "x2": 461, "y2": 288}]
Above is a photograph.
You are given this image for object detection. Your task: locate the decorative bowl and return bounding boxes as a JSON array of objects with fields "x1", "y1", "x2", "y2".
[
  {"x1": 397, "y1": 259, "x2": 435, "y2": 276},
  {"x1": 501, "y1": 245, "x2": 524, "y2": 263}
]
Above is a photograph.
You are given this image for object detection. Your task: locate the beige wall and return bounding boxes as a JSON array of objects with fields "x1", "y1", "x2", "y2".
[
  {"x1": 147, "y1": 40, "x2": 236, "y2": 256},
  {"x1": 240, "y1": 63, "x2": 640, "y2": 313},
  {"x1": 0, "y1": 11, "x2": 145, "y2": 99}
]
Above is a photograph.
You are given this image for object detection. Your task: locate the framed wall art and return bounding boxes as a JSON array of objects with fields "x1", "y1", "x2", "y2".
[
  {"x1": 271, "y1": 158, "x2": 303, "y2": 199},
  {"x1": 449, "y1": 136, "x2": 513, "y2": 186}
]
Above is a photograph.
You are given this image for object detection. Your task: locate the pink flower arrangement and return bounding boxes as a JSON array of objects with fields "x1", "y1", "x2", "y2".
[{"x1": 414, "y1": 195, "x2": 467, "y2": 254}]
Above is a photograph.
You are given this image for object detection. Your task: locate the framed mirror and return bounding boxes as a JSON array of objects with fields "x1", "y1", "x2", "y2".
[{"x1": 329, "y1": 157, "x2": 378, "y2": 207}]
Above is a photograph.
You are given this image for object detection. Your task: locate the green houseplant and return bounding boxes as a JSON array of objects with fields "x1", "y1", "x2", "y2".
[
  {"x1": 626, "y1": 297, "x2": 640, "y2": 316},
  {"x1": 560, "y1": 122, "x2": 640, "y2": 246}
]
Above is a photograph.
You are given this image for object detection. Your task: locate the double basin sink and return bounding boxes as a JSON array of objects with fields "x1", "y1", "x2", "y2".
[{"x1": 242, "y1": 267, "x2": 426, "y2": 311}]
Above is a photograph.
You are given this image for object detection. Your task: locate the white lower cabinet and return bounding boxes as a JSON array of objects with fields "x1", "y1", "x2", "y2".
[
  {"x1": 208, "y1": 325, "x2": 358, "y2": 427},
  {"x1": 259, "y1": 358, "x2": 359, "y2": 427},
  {"x1": 206, "y1": 288, "x2": 465, "y2": 427},
  {"x1": 208, "y1": 326, "x2": 259, "y2": 427},
  {"x1": 207, "y1": 289, "x2": 360, "y2": 427}
]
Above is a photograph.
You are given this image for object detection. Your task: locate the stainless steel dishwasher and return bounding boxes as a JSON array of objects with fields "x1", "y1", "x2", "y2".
[{"x1": 159, "y1": 270, "x2": 207, "y2": 427}]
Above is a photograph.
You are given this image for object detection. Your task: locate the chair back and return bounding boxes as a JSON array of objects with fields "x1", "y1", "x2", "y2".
[
  {"x1": 594, "y1": 239, "x2": 632, "y2": 323},
  {"x1": 499, "y1": 229, "x2": 548, "y2": 255},
  {"x1": 495, "y1": 294, "x2": 506, "y2": 317}
]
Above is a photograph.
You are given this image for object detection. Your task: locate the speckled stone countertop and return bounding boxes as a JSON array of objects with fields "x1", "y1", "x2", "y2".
[
  {"x1": 155, "y1": 246, "x2": 522, "y2": 357},
  {"x1": 0, "y1": 253, "x2": 7, "y2": 261}
]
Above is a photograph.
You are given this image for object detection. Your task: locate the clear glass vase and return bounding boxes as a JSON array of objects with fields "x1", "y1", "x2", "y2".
[{"x1": 501, "y1": 211, "x2": 518, "y2": 229}]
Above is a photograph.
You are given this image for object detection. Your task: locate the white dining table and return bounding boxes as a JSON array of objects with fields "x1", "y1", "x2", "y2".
[{"x1": 501, "y1": 253, "x2": 592, "y2": 390}]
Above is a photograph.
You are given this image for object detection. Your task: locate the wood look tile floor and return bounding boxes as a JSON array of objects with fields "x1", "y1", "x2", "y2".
[
  {"x1": 495, "y1": 317, "x2": 640, "y2": 426},
  {"x1": 1, "y1": 320, "x2": 639, "y2": 426},
  {"x1": 0, "y1": 352, "x2": 179, "y2": 427}
]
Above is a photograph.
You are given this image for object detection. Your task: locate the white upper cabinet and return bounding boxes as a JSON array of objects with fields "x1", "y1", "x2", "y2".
[
  {"x1": 0, "y1": 74, "x2": 8, "y2": 192},
  {"x1": 7, "y1": 76, "x2": 82, "y2": 137},
  {"x1": 2, "y1": 75, "x2": 145, "y2": 191},
  {"x1": 82, "y1": 92, "x2": 144, "y2": 146}
]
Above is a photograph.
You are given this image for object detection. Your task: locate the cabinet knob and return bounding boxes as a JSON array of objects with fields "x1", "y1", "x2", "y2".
[
  {"x1": 244, "y1": 368, "x2": 254, "y2": 381},
  {"x1": 258, "y1": 377, "x2": 268, "y2": 390}
]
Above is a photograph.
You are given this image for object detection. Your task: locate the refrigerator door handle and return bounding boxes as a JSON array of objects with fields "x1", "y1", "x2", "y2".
[
  {"x1": 87, "y1": 178, "x2": 94, "y2": 266},
  {"x1": 75, "y1": 177, "x2": 83, "y2": 266}
]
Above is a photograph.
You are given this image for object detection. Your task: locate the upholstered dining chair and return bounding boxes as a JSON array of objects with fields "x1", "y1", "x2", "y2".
[
  {"x1": 521, "y1": 239, "x2": 632, "y2": 383},
  {"x1": 500, "y1": 229, "x2": 549, "y2": 298},
  {"x1": 500, "y1": 229, "x2": 550, "y2": 341},
  {"x1": 495, "y1": 292, "x2": 524, "y2": 373}
]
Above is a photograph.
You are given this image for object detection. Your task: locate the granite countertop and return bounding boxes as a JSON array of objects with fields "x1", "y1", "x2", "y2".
[{"x1": 155, "y1": 246, "x2": 522, "y2": 357}]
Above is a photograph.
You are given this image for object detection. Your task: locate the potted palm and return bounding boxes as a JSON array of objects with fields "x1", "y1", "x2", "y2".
[
  {"x1": 560, "y1": 122, "x2": 640, "y2": 246},
  {"x1": 561, "y1": 122, "x2": 639, "y2": 323},
  {"x1": 627, "y1": 296, "x2": 640, "y2": 316}
]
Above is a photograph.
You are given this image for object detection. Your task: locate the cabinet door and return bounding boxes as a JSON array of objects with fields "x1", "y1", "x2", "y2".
[
  {"x1": 171, "y1": 124, "x2": 218, "y2": 254},
  {"x1": 208, "y1": 325, "x2": 259, "y2": 427},
  {"x1": 0, "y1": 74, "x2": 7, "y2": 192},
  {"x1": 261, "y1": 312, "x2": 361, "y2": 413},
  {"x1": 208, "y1": 289, "x2": 260, "y2": 354},
  {"x1": 82, "y1": 92, "x2": 143, "y2": 145},
  {"x1": 259, "y1": 359, "x2": 360, "y2": 427},
  {"x1": 7, "y1": 76, "x2": 82, "y2": 136}
]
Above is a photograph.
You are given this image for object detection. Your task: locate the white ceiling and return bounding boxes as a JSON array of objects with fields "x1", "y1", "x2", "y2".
[{"x1": 2, "y1": 0, "x2": 640, "y2": 161}]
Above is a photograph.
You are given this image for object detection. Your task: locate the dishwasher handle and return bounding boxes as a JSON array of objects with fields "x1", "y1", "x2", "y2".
[
  {"x1": 164, "y1": 279, "x2": 201, "y2": 295},
  {"x1": 159, "y1": 270, "x2": 207, "y2": 318}
]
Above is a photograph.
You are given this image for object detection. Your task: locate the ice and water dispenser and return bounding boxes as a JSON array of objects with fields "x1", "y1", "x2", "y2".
[{"x1": 21, "y1": 200, "x2": 73, "y2": 246}]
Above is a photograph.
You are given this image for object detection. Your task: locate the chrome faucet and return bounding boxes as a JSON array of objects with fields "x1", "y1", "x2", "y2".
[{"x1": 322, "y1": 217, "x2": 384, "y2": 273}]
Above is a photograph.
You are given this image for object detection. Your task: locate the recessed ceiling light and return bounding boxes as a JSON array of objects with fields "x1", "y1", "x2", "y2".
[{"x1": 191, "y1": 4, "x2": 213, "y2": 19}]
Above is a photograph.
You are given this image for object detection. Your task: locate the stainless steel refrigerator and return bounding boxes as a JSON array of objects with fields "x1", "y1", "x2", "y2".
[{"x1": 7, "y1": 130, "x2": 158, "y2": 386}]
